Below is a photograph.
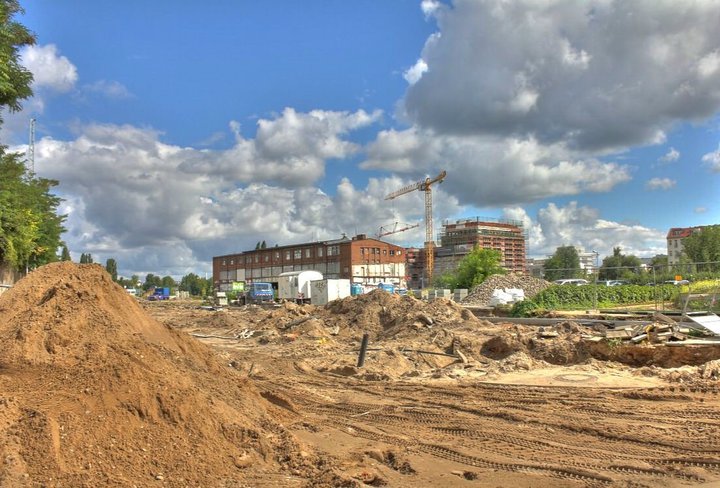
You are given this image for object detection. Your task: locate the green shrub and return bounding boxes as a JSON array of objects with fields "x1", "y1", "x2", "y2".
[
  {"x1": 511, "y1": 300, "x2": 540, "y2": 317},
  {"x1": 532, "y1": 284, "x2": 678, "y2": 309}
]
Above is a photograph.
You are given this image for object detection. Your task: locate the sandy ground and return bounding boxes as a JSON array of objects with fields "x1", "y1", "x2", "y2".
[
  {"x1": 149, "y1": 299, "x2": 720, "y2": 488},
  {"x1": 2, "y1": 263, "x2": 719, "y2": 488}
]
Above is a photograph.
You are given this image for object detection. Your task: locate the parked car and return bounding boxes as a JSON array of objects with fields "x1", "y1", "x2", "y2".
[
  {"x1": 553, "y1": 279, "x2": 589, "y2": 286},
  {"x1": 600, "y1": 280, "x2": 628, "y2": 286},
  {"x1": 664, "y1": 279, "x2": 690, "y2": 285}
]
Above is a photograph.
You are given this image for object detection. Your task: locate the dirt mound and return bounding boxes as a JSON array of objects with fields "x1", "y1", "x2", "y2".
[
  {"x1": 325, "y1": 290, "x2": 477, "y2": 339},
  {"x1": 461, "y1": 274, "x2": 551, "y2": 306},
  {"x1": 0, "y1": 263, "x2": 348, "y2": 486}
]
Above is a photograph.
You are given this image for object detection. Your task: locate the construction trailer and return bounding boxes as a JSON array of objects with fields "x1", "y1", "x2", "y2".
[
  {"x1": 310, "y1": 279, "x2": 351, "y2": 306},
  {"x1": 278, "y1": 270, "x2": 323, "y2": 303}
]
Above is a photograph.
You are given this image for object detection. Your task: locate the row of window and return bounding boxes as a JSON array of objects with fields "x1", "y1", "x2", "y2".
[
  {"x1": 221, "y1": 245, "x2": 341, "y2": 266},
  {"x1": 359, "y1": 247, "x2": 402, "y2": 256}
]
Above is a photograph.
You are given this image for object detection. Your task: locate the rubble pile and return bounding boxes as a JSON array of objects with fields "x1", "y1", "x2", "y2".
[{"x1": 461, "y1": 274, "x2": 551, "y2": 307}]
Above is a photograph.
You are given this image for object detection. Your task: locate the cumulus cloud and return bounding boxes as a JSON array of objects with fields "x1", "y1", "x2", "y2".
[
  {"x1": 362, "y1": 128, "x2": 631, "y2": 207},
  {"x1": 502, "y1": 203, "x2": 666, "y2": 259},
  {"x1": 405, "y1": 0, "x2": 720, "y2": 151},
  {"x1": 659, "y1": 147, "x2": 680, "y2": 163},
  {"x1": 404, "y1": 59, "x2": 428, "y2": 85},
  {"x1": 20, "y1": 44, "x2": 77, "y2": 92},
  {"x1": 24, "y1": 114, "x2": 457, "y2": 277},
  {"x1": 645, "y1": 177, "x2": 676, "y2": 191},
  {"x1": 178, "y1": 107, "x2": 382, "y2": 187},
  {"x1": 702, "y1": 144, "x2": 720, "y2": 172}
]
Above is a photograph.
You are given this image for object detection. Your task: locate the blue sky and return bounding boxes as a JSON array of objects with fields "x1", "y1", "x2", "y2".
[{"x1": 2, "y1": 0, "x2": 719, "y2": 278}]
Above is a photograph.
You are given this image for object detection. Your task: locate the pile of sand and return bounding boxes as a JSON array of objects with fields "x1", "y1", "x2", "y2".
[{"x1": 0, "y1": 262, "x2": 350, "y2": 486}]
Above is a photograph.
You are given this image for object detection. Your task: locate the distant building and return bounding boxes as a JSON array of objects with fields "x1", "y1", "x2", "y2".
[
  {"x1": 435, "y1": 217, "x2": 527, "y2": 275},
  {"x1": 667, "y1": 226, "x2": 704, "y2": 264},
  {"x1": 213, "y1": 234, "x2": 406, "y2": 292}
]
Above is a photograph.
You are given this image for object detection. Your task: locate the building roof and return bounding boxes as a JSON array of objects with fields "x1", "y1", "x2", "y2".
[{"x1": 666, "y1": 227, "x2": 698, "y2": 239}]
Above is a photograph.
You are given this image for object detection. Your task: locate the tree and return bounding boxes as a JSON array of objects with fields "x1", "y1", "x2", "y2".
[
  {"x1": 0, "y1": 151, "x2": 66, "y2": 269},
  {"x1": 60, "y1": 244, "x2": 71, "y2": 261},
  {"x1": 0, "y1": 0, "x2": 35, "y2": 123},
  {"x1": 105, "y1": 258, "x2": 118, "y2": 281},
  {"x1": 450, "y1": 246, "x2": 505, "y2": 289},
  {"x1": 79, "y1": 253, "x2": 94, "y2": 264},
  {"x1": 161, "y1": 275, "x2": 176, "y2": 288},
  {"x1": 544, "y1": 246, "x2": 582, "y2": 281},
  {"x1": 261, "y1": 240, "x2": 267, "y2": 249},
  {"x1": 255, "y1": 242, "x2": 261, "y2": 250},
  {"x1": 599, "y1": 247, "x2": 641, "y2": 280},
  {"x1": 143, "y1": 273, "x2": 162, "y2": 290},
  {"x1": 179, "y1": 273, "x2": 211, "y2": 296},
  {"x1": 682, "y1": 225, "x2": 720, "y2": 264}
]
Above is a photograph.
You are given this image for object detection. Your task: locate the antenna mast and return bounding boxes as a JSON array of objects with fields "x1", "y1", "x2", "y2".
[{"x1": 28, "y1": 118, "x2": 36, "y2": 173}]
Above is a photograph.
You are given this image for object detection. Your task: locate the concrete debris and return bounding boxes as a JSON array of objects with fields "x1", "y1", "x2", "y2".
[{"x1": 461, "y1": 274, "x2": 551, "y2": 307}]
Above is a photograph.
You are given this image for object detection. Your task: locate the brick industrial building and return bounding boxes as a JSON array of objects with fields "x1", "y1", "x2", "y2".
[{"x1": 213, "y1": 234, "x2": 406, "y2": 292}]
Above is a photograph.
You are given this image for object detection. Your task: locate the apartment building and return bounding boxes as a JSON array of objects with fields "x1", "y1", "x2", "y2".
[
  {"x1": 213, "y1": 234, "x2": 406, "y2": 291},
  {"x1": 667, "y1": 226, "x2": 704, "y2": 264},
  {"x1": 436, "y1": 217, "x2": 527, "y2": 274}
]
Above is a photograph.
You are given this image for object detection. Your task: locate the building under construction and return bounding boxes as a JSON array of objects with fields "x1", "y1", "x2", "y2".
[
  {"x1": 213, "y1": 234, "x2": 406, "y2": 292},
  {"x1": 435, "y1": 217, "x2": 528, "y2": 275}
]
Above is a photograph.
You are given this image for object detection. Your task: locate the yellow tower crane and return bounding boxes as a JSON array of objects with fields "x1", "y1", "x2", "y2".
[{"x1": 384, "y1": 170, "x2": 447, "y2": 284}]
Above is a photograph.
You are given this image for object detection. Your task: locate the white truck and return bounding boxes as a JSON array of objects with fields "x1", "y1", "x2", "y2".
[
  {"x1": 310, "y1": 279, "x2": 351, "y2": 306},
  {"x1": 278, "y1": 270, "x2": 323, "y2": 303}
]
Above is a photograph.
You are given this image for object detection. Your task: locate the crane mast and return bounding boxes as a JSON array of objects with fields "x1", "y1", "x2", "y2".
[{"x1": 385, "y1": 170, "x2": 446, "y2": 284}]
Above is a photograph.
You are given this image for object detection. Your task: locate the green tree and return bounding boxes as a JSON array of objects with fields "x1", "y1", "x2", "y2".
[
  {"x1": 105, "y1": 258, "x2": 118, "y2": 281},
  {"x1": 161, "y1": 275, "x2": 176, "y2": 288},
  {"x1": 261, "y1": 240, "x2": 267, "y2": 249},
  {"x1": 179, "y1": 273, "x2": 211, "y2": 296},
  {"x1": 599, "y1": 247, "x2": 642, "y2": 280},
  {"x1": 255, "y1": 241, "x2": 261, "y2": 250},
  {"x1": 454, "y1": 246, "x2": 505, "y2": 289},
  {"x1": 79, "y1": 253, "x2": 94, "y2": 264},
  {"x1": 0, "y1": 151, "x2": 66, "y2": 269},
  {"x1": 682, "y1": 225, "x2": 720, "y2": 264},
  {"x1": 143, "y1": 273, "x2": 162, "y2": 290},
  {"x1": 0, "y1": 0, "x2": 35, "y2": 123},
  {"x1": 544, "y1": 246, "x2": 582, "y2": 281},
  {"x1": 60, "y1": 244, "x2": 71, "y2": 261}
]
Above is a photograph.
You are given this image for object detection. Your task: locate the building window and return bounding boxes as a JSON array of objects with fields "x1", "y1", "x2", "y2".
[
  {"x1": 360, "y1": 247, "x2": 365, "y2": 255},
  {"x1": 230, "y1": 259, "x2": 234, "y2": 265},
  {"x1": 254, "y1": 255, "x2": 259, "y2": 263},
  {"x1": 275, "y1": 251, "x2": 280, "y2": 259},
  {"x1": 383, "y1": 249, "x2": 387, "y2": 255},
  {"x1": 264, "y1": 255, "x2": 269, "y2": 262},
  {"x1": 389, "y1": 250, "x2": 395, "y2": 256},
  {"x1": 222, "y1": 260, "x2": 226, "y2": 265},
  {"x1": 294, "y1": 249, "x2": 302, "y2": 259},
  {"x1": 305, "y1": 248, "x2": 311, "y2": 258},
  {"x1": 397, "y1": 250, "x2": 402, "y2": 256},
  {"x1": 317, "y1": 247, "x2": 323, "y2": 257},
  {"x1": 285, "y1": 251, "x2": 291, "y2": 260}
]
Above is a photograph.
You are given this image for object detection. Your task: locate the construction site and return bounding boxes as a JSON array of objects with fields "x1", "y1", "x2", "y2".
[{"x1": 2, "y1": 261, "x2": 720, "y2": 488}]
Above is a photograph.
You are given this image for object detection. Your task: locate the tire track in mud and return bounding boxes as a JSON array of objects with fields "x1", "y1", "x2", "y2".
[{"x1": 253, "y1": 368, "x2": 720, "y2": 486}]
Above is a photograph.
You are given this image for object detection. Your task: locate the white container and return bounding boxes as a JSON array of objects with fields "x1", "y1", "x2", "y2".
[
  {"x1": 310, "y1": 279, "x2": 351, "y2": 306},
  {"x1": 278, "y1": 270, "x2": 324, "y2": 302}
]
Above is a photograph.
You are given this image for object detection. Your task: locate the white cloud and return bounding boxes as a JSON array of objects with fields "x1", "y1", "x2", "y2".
[
  {"x1": 421, "y1": 0, "x2": 442, "y2": 18},
  {"x1": 702, "y1": 144, "x2": 720, "y2": 172},
  {"x1": 695, "y1": 206, "x2": 708, "y2": 214},
  {"x1": 404, "y1": 0, "x2": 720, "y2": 151},
  {"x1": 503, "y1": 203, "x2": 666, "y2": 259},
  {"x1": 20, "y1": 44, "x2": 77, "y2": 92},
  {"x1": 363, "y1": 128, "x2": 631, "y2": 207},
  {"x1": 82, "y1": 80, "x2": 133, "y2": 99},
  {"x1": 404, "y1": 59, "x2": 428, "y2": 85},
  {"x1": 659, "y1": 147, "x2": 680, "y2": 163},
  {"x1": 645, "y1": 177, "x2": 676, "y2": 191}
]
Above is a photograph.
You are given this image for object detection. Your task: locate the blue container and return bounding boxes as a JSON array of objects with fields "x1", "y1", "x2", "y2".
[
  {"x1": 377, "y1": 283, "x2": 395, "y2": 294},
  {"x1": 351, "y1": 283, "x2": 364, "y2": 296}
]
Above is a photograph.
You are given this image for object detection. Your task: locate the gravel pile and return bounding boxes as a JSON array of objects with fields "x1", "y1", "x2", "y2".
[{"x1": 461, "y1": 274, "x2": 551, "y2": 307}]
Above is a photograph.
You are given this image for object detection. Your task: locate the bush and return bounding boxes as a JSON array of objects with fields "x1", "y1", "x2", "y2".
[
  {"x1": 532, "y1": 284, "x2": 678, "y2": 309},
  {"x1": 511, "y1": 300, "x2": 540, "y2": 317}
]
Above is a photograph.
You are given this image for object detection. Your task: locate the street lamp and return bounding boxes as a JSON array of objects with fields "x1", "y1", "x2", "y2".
[{"x1": 592, "y1": 250, "x2": 599, "y2": 311}]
